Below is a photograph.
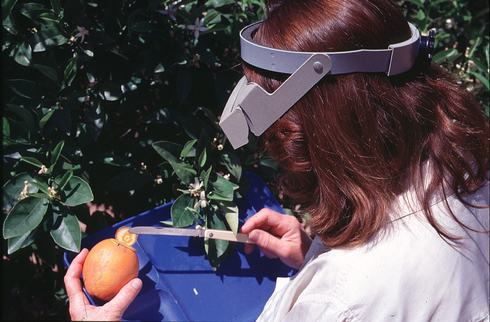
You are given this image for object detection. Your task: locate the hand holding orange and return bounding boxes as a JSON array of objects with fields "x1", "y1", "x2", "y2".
[{"x1": 82, "y1": 226, "x2": 139, "y2": 301}]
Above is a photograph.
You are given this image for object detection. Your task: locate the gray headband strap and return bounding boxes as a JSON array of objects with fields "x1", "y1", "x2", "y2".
[{"x1": 240, "y1": 21, "x2": 421, "y2": 76}]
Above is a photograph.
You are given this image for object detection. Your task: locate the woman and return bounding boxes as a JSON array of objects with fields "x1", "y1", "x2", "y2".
[{"x1": 65, "y1": 0, "x2": 489, "y2": 321}]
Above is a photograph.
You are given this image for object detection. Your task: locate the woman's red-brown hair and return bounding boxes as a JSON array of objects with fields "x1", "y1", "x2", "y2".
[{"x1": 243, "y1": 0, "x2": 489, "y2": 247}]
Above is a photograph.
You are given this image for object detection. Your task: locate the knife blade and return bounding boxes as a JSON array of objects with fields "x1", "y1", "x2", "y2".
[
  {"x1": 129, "y1": 226, "x2": 254, "y2": 244},
  {"x1": 129, "y1": 226, "x2": 203, "y2": 237}
]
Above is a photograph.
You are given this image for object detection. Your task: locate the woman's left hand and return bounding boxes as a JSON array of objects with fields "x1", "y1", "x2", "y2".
[
  {"x1": 64, "y1": 249, "x2": 142, "y2": 321},
  {"x1": 241, "y1": 208, "x2": 312, "y2": 269}
]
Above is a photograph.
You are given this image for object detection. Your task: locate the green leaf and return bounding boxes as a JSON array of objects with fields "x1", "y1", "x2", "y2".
[
  {"x1": 32, "y1": 64, "x2": 58, "y2": 83},
  {"x1": 18, "y1": 2, "x2": 46, "y2": 19},
  {"x1": 220, "y1": 153, "x2": 242, "y2": 181},
  {"x1": 31, "y1": 178, "x2": 50, "y2": 195},
  {"x1": 50, "y1": 140, "x2": 64, "y2": 167},
  {"x1": 198, "y1": 148, "x2": 207, "y2": 168},
  {"x1": 63, "y1": 56, "x2": 78, "y2": 87},
  {"x1": 2, "y1": 173, "x2": 38, "y2": 213},
  {"x1": 50, "y1": 208, "x2": 81, "y2": 252},
  {"x1": 160, "y1": 220, "x2": 173, "y2": 226},
  {"x1": 201, "y1": 166, "x2": 212, "y2": 190},
  {"x1": 433, "y1": 48, "x2": 461, "y2": 64},
  {"x1": 21, "y1": 156, "x2": 43, "y2": 168},
  {"x1": 7, "y1": 79, "x2": 38, "y2": 99},
  {"x1": 2, "y1": 0, "x2": 19, "y2": 19},
  {"x1": 415, "y1": 9, "x2": 426, "y2": 20},
  {"x1": 62, "y1": 162, "x2": 81, "y2": 171},
  {"x1": 171, "y1": 194, "x2": 197, "y2": 227},
  {"x1": 485, "y1": 43, "x2": 489, "y2": 70},
  {"x1": 39, "y1": 109, "x2": 56, "y2": 128},
  {"x1": 208, "y1": 175, "x2": 238, "y2": 201},
  {"x1": 205, "y1": 211, "x2": 230, "y2": 267},
  {"x1": 19, "y1": 5, "x2": 59, "y2": 25},
  {"x1": 153, "y1": 141, "x2": 197, "y2": 183},
  {"x1": 32, "y1": 24, "x2": 68, "y2": 52},
  {"x1": 173, "y1": 162, "x2": 197, "y2": 183},
  {"x1": 178, "y1": 117, "x2": 199, "y2": 139},
  {"x1": 220, "y1": 201, "x2": 239, "y2": 234},
  {"x1": 101, "y1": 155, "x2": 131, "y2": 167},
  {"x1": 102, "y1": 90, "x2": 120, "y2": 101},
  {"x1": 203, "y1": 9, "x2": 222, "y2": 27},
  {"x1": 194, "y1": 107, "x2": 218, "y2": 124},
  {"x1": 467, "y1": 37, "x2": 482, "y2": 59},
  {"x1": 205, "y1": 0, "x2": 235, "y2": 8},
  {"x1": 28, "y1": 193, "x2": 49, "y2": 198},
  {"x1": 50, "y1": 0, "x2": 61, "y2": 13},
  {"x1": 3, "y1": 14, "x2": 17, "y2": 35},
  {"x1": 11, "y1": 42, "x2": 32, "y2": 66},
  {"x1": 152, "y1": 141, "x2": 180, "y2": 164},
  {"x1": 259, "y1": 156, "x2": 279, "y2": 170},
  {"x1": 3, "y1": 196, "x2": 49, "y2": 239},
  {"x1": 38, "y1": 11, "x2": 59, "y2": 22},
  {"x1": 7, "y1": 229, "x2": 37, "y2": 255},
  {"x1": 180, "y1": 139, "x2": 197, "y2": 158},
  {"x1": 405, "y1": 0, "x2": 423, "y2": 8},
  {"x1": 5, "y1": 104, "x2": 37, "y2": 131},
  {"x1": 55, "y1": 171, "x2": 73, "y2": 190},
  {"x1": 469, "y1": 71, "x2": 490, "y2": 90},
  {"x1": 154, "y1": 63, "x2": 165, "y2": 73},
  {"x1": 3, "y1": 137, "x2": 30, "y2": 147},
  {"x1": 61, "y1": 176, "x2": 94, "y2": 207},
  {"x1": 471, "y1": 58, "x2": 487, "y2": 74},
  {"x1": 3, "y1": 117, "x2": 10, "y2": 137}
]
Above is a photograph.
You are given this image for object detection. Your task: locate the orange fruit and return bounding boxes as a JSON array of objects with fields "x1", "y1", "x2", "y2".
[{"x1": 82, "y1": 227, "x2": 139, "y2": 301}]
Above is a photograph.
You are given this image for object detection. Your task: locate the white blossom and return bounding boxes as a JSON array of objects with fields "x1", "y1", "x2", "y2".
[
  {"x1": 38, "y1": 165, "x2": 48, "y2": 175},
  {"x1": 75, "y1": 26, "x2": 89, "y2": 42}
]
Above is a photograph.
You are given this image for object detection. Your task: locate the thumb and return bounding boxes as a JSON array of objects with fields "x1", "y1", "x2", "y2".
[
  {"x1": 105, "y1": 278, "x2": 142, "y2": 316},
  {"x1": 249, "y1": 230, "x2": 284, "y2": 257}
]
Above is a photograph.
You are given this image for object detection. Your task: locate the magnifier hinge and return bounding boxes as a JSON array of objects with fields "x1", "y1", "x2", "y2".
[{"x1": 313, "y1": 62, "x2": 324, "y2": 74}]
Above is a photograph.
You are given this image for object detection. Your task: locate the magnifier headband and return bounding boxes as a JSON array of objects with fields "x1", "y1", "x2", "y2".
[
  {"x1": 241, "y1": 21, "x2": 421, "y2": 76},
  {"x1": 220, "y1": 21, "x2": 435, "y2": 149}
]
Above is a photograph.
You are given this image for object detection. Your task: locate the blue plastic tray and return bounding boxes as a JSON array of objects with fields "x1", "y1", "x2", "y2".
[{"x1": 64, "y1": 172, "x2": 294, "y2": 321}]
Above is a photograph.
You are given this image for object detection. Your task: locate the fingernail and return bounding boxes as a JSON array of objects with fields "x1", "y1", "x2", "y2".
[{"x1": 131, "y1": 279, "x2": 142, "y2": 289}]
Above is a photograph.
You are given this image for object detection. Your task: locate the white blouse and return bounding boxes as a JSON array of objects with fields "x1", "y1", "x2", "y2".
[{"x1": 257, "y1": 181, "x2": 489, "y2": 322}]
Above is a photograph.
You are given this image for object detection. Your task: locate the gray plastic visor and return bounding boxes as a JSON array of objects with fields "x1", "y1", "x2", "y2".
[{"x1": 220, "y1": 54, "x2": 332, "y2": 149}]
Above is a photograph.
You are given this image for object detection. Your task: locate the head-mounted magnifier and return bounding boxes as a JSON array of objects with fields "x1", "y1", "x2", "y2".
[{"x1": 219, "y1": 21, "x2": 435, "y2": 149}]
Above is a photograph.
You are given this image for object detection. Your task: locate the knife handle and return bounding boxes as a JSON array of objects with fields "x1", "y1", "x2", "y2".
[{"x1": 204, "y1": 229, "x2": 255, "y2": 244}]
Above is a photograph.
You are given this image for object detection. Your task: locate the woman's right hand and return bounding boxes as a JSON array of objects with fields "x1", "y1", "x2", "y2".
[{"x1": 241, "y1": 208, "x2": 312, "y2": 269}]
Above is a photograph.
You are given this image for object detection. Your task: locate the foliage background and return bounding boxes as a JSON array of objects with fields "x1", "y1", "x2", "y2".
[{"x1": 2, "y1": 0, "x2": 488, "y2": 319}]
